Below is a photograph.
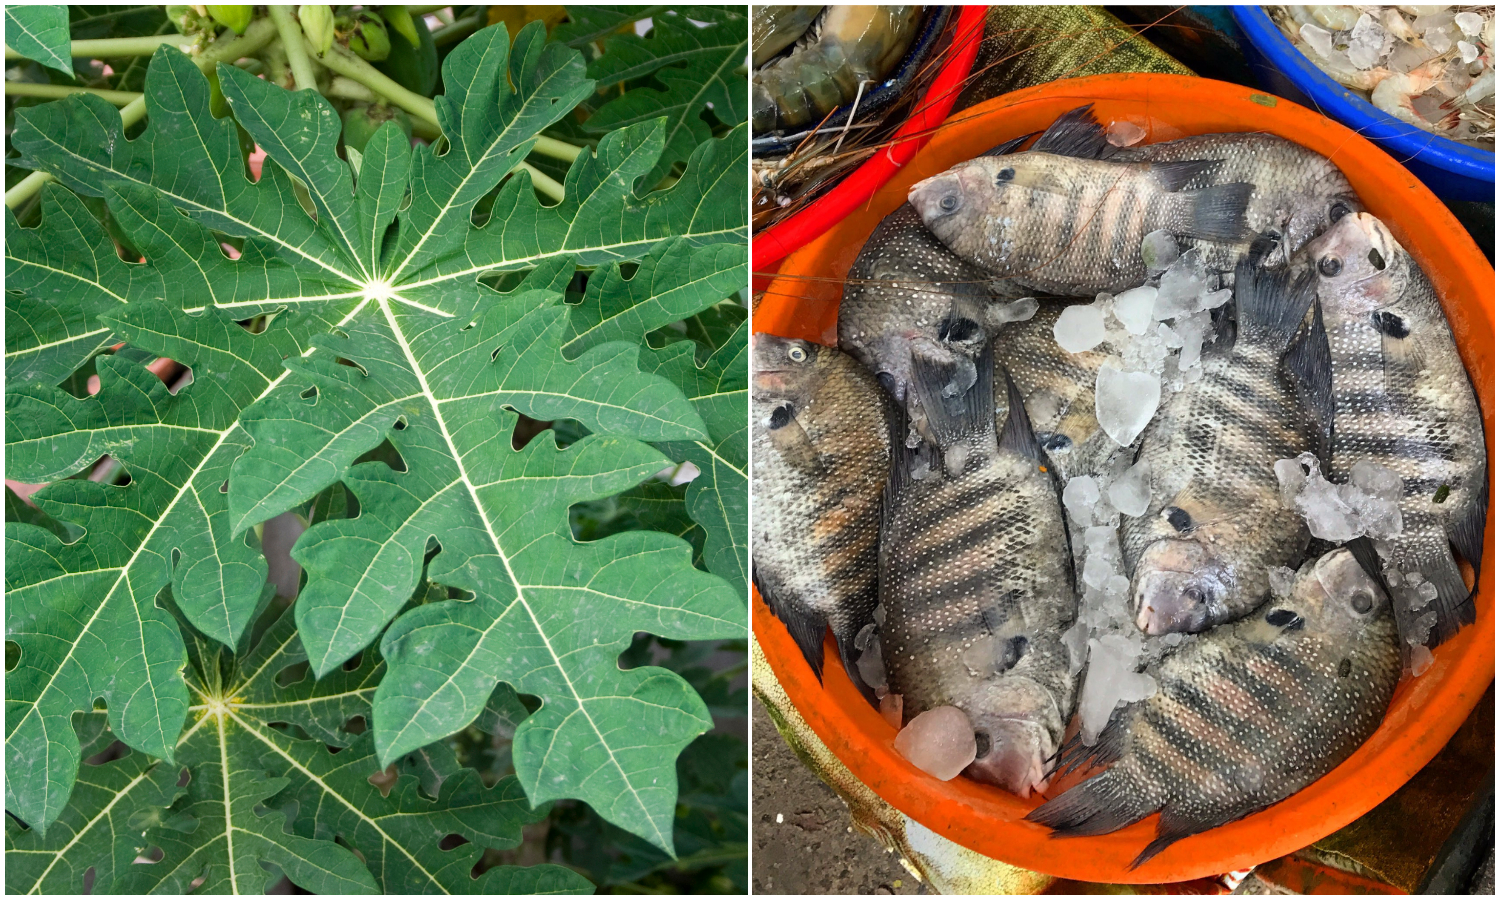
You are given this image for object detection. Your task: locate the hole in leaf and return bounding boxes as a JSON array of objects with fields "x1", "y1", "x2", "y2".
[
  {"x1": 368, "y1": 763, "x2": 399, "y2": 798},
  {"x1": 187, "y1": 869, "x2": 207, "y2": 890},
  {"x1": 512, "y1": 413, "x2": 554, "y2": 450},
  {"x1": 335, "y1": 835, "x2": 368, "y2": 865},
  {"x1": 300, "y1": 386, "x2": 318, "y2": 401},
  {"x1": 352, "y1": 438, "x2": 407, "y2": 474},
  {"x1": 335, "y1": 356, "x2": 368, "y2": 376},
  {"x1": 176, "y1": 767, "x2": 191, "y2": 788},
  {"x1": 276, "y1": 661, "x2": 311, "y2": 688},
  {"x1": 392, "y1": 417, "x2": 408, "y2": 431},
  {"x1": 165, "y1": 366, "x2": 193, "y2": 395},
  {"x1": 220, "y1": 480, "x2": 229, "y2": 494},
  {"x1": 93, "y1": 698, "x2": 108, "y2": 711},
  {"x1": 438, "y1": 833, "x2": 469, "y2": 851},
  {"x1": 5, "y1": 641, "x2": 17, "y2": 672},
  {"x1": 343, "y1": 715, "x2": 367, "y2": 735},
  {"x1": 84, "y1": 866, "x2": 97, "y2": 893},
  {"x1": 342, "y1": 650, "x2": 364, "y2": 672},
  {"x1": 132, "y1": 845, "x2": 165, "y2": 865},
  {"x1": 84, "y1": 740, "x2": 128, "y2": 767},
  {"x1": 116, "y1": 471, "x2": 133, "y2": 487}
]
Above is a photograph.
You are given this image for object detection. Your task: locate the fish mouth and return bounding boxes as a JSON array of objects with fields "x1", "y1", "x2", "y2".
[
  {"x1": 1132, "y1": 540, "x2": 1231, "y2": 635},
  {"x1": 964, "y1": 717, "x2": 1051, "y2": 798},
  {"x1": 1349, "y1": 212, "x2": 1395, "y2": 271}
]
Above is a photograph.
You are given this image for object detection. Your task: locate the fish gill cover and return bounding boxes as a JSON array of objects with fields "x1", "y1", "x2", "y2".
[{"x1": 4, "y1": 7, "x2": 748, "y2": 892}]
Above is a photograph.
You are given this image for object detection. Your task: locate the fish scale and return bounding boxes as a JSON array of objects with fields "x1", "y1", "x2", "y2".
[
  {"x1": 882, "y1": 343, "x2": 1078, "y2": 796},
  {"x1": 1123, "y1": 262, "x2": 1322, "y2": 636},
  {"x1": 1030, "y1": 548, "x2": 1401, "y2": 867},
  {"x1": 1300, "y1": 212, "x2": 1487, "y2": 661},
  {"x1": 751, "y1": 336, "x2": 892, "y2": 697}
]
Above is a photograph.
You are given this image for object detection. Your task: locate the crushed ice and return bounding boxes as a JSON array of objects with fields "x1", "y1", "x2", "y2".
[{"x1": 1275, "y1": 452, "x2": 1404, "y2": 542}]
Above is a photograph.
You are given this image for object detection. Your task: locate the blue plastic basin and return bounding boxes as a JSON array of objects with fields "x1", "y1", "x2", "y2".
[{"x1": 1229, "y1": 5, "x2": 1495, "y2": 201}]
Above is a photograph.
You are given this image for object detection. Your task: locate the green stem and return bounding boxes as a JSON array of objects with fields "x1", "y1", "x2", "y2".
[
  {"x1": 520, "y1": 162, "x2": 565, "y2": 203},
  {"x1": 268, "y1": 6, "x2": 318, "y2": 91},
  {"x1": 4, "y1": 171, "x2": 52, "y2": 209},
  {"x1": 311, "y1": 39, "x2": 439, "y2": 128},
  {"x1": 406, "y1": 4, "x2": 450, "y2": 15},
  {"x1": 5, "y1": 81, "x2": 141, "y2": 105},
  {"x1": 432, "y1": 13, "x2": 487, "y2": 46},
  {"x1": 325, "y1": 76, "x2": 378, "y2": 102},
  {"x1": 4, "y1": 33, "x2": 189, "y2": 60},
  {"x1": 532, "y1": 135, "x2": 582, "y2": 163}
]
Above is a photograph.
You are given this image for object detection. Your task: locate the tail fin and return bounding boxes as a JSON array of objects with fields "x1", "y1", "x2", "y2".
[
  {"x1": 907, "y1": 339, "x2": 997, "y2": 453},
  {"x1": 1448, "y1": 463, "x2": 1487, "y2": 594},
  {"x1": 833, "y1": 625, "x2": 880, "y2": 707},
  {"x1": 1173, "y1": 182, "x2": 1253, "y2": 243},
  {"x1": 1026, "y1": 769, "x2": 1154, "y2": 837},
  {"x1": 996, "y1": 361, "x2": 1047, "y2": 466}
]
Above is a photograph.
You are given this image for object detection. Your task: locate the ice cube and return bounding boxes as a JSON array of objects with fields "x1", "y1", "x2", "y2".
[
  {"x1": 1275, "y1": 455, "x2": 1311, "y2": 508},
  {"x1": 1077, "y1": 633, "x2": 1157, "y2": 746},
  {"x1": 1417, "y1": 581, "x2": 1439, "y2": 603},
  {"x1": 1269, "y1": 566, "x2": 1297, "y2": 599},
  {"x1": 989, "y1": 296, "x2": 1039, "y2": 325},
  {"x1": 1424, "y1": 25, "x2": 1454, "y2": 54},
  {"x1": 1108, "y1": 459, "x2": 1152, "y2": 517},
  {"x1": 1300, "y1": 22, "x2": 1334, "y2": 58},
  {"x1": 1458, "y1": 39, "x2": 1479, "y2": 63},
  {"x1": 1083, "y1": 553, "x2": 1115, "y2": 590},
  {"x1": 1084, "y1": 524, "x2": 1116, "y2": 555},
  {"x1": 1455, "y1": 11, "x2": 1483, "y2": 35},
  {"x1": 1063, "y1": 476, "x2": 1100, "y2": 525},
  {"x1": 1096, "y1": 364, "x2": 1161, "y2": 448},
  {"x1": 1113, "y1": 285, "x2": 1157, "y2": 335},
  {"x1": 1062, "y1": 620, "x2": 1089, "y2": 675},
  {"x1": 1141, "y1": 230, "x2": 1180, "y2": 275},
  {"x1": 857, "y1": 634, "x2": 888, "y2": 692},
  {"x1": 1176, "y1": 312, "x2": 1210, "y2": 372},
  {"x1": 1054, "y1": 303, "x2": 1108, "y2": 353},
  {"x1": 1408, "y1": 644, "x2": 1435, "y2": 677},
  {"x1": 894, "y1": 706, "x2": 978, "y2": 780},
  {"x1": 1154, "y1": 250, "x2": 1210, "y2": 320},
  {"x1": 1300, "y1": 475, "x2": 1364, "y2": 542},
  {"x1": 1107, "y1": 119, "x2": 1148, "y2": 147},
  {"x1": 1347, "y1": 13, "x2": 1389, "y2": 70},
  {"x1": 1105, "y1": 574, "x2": 1131, "y2": 600}
]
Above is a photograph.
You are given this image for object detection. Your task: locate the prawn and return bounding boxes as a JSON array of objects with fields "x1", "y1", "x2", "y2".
[
  {"x1": 1371, "y1": 53, "x2": 1462, "y2": 131},
  {"x1": 752, "y1": 5, "x2": 923, "y2": 133}
]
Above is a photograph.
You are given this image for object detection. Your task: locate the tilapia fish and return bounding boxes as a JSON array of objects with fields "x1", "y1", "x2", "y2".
[
  {"x1": 1298, "y1": 212, "x2": 1488, "y2": 659},
  {"x1": 881, "y1": 342, "x2": 1078, "y2": 795},
  {"x1": 1123, "y1": 258, "x2": 1324, "y2": 635},
  {"x1": 752, "y1": 335, "x2": 892, "y2": 697},
  {"x1": 839, "y1": 202, "x2": 1036, "y2": 437},
  {"x1": 1029, "y1": 548, "x2": 1401, "y2": 867},
  {"x1": 1116, "y1": 131, "x2": 1365, "y2": 270},
  {"x1": 908, "y1": 113, "x2": 1252, "y2": 296},
  {"x1": 994, "y1": 300, "x2": 1115, "y2": 482}
]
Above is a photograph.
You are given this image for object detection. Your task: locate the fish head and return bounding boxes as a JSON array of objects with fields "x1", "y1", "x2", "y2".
[
  {"x1": 907, "y1": 167, "x2": 978, "y2": 247},
  {"x1": 1282, "y1": 188, "x2": 1364, "y2": 261},
  {"x1": 751, "y1": 334, "x2": 829, "y2": 430},
  {"x1": 908, "y1": 156, "x2": 1043, "y2": 264},
  {"x1": 965, "y1": 715, "x2": 1052, "y2": 798},
  {"x1": 1302, "y1": 212, "x2": 1410, "y2": 319},
  {"x1": 1284, "y1": 548, "x2": 1390, "y2": 637},
  {"x1": 1131, "y1": 538, "x2": 1234, "y2": 635}
]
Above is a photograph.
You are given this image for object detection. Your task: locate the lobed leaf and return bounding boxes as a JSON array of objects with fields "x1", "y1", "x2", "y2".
[{"x1": 5, "y1": 5, "x2": 73, "y2": 75}]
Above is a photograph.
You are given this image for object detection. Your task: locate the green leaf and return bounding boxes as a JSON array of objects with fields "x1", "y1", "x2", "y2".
[
  {"x1": 582, "y1": 7, "x2": 749, "y2": 185},
  {"x1": 6, "y1": 18, "x2": 747, "y2": 855},
  {"x1": 6, "y1": 607, "x2": 593, "y2": 894},
  {"x1": 554, "y1": 6, "x2": 669, "y2": 48},
  {"x1": 5, "y1": 5, "x2": 73, "y2": 75}
]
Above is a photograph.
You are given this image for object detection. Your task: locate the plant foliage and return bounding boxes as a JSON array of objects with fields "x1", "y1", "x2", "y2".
[{"x1": 6, "y1": 8, "x2": 747, "y2": 892}]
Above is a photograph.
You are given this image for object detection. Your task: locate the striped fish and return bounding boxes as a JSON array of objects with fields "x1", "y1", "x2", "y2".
[
  {"x1": 1028, "y1": 548, "x2": 1401, "y2": 867},
  {"x1": 839, "y1": 202, "x2": 1035, "y2": 447},
  {"x1": 994, "y1": 299, "x2": 1117, "y2": 483},
  {"x1": 881, "y1": 341, "x2": 1078, "y2": 796},
  {"x1": 907, "y1": 125, "x2": 1252, "y2": 296},
  {"x1": 752, "y1": 335, "x2": 893, "y2": 698},
  {"x1": 1115, "y1": 131, "x2": 1365, "y2": 271},
  {"x1": 1297, "y1": 212, "x2": 1487, "y2": 664},
  {"x1": 1123, "y1": 257, "x2": 1324, "y2": 635}
]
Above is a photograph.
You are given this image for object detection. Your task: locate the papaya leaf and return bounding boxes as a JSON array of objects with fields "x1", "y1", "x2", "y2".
[
  {"x1": 4, "y1": 5, "x2": 72, "y2": 75},
  {"x1": 582, "y1": 6, "x2": 749, "y2": 185},
  {"x1": 5, "y1": 607, "x2": 592, "y2": 894},
  {"x1": 5, "y1": 18, "x2": 746, "y2": 855}
]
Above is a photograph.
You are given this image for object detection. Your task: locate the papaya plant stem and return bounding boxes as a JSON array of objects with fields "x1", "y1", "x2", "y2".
[
  {"x1": 268, "y1": 5, "x2": 318, "y2": 91},
  {"x1": 309, "y1": 38, "x2": 440, "y2": 128},
  {"x1": 325, "y1": 76, "x2": 378, "y2": 103},
  {"x1": 432, "y1": 13, "x2": 487, "y2": 46},
  {"x1": 519, "y1": 162, "x2": 566, "y2": 203},
  {"x1": 532, "y1": 135, "x2": 582, "y2": 163},
  {"x1": 3, "y1": 33, "x2": 188, "y2": 61},
  {"x1": 4, "y1": 81, "x2": 142, "y2": 105},
  {"x1": 406, "y1": 4, "x2": 450, "y2": 15},
  {"x1": 4, "y1": 171, "x2": 51, "y2": 209}
]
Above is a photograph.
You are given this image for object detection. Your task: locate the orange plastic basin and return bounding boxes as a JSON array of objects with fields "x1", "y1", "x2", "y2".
[{"x1": 753, "y1": 73, "x2": 1496, "y2": 883}]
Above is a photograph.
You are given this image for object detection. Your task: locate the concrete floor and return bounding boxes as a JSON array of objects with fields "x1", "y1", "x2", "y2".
[{"x1": 751, "y1": 702, "x2": 919, "y2": 895}]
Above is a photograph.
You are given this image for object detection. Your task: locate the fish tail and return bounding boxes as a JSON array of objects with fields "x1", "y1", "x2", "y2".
[
  {"x1": 1026, "y1": 768, "x2": 1155, "y2": 837},
  {"x1": 1232, "y1": 253, "x2": 1317, "y2": 350},
  {"x1": 1174, "y1": 181, "x2": 1253, "y2": 243},
  {"x1": 1131, "y1": 808, "x2": 1213, "y2": 869},
  {"x1": 1411, "y1": 550, "x2": 1476, "y2": 649},
  {"x1": 907, "y1": 338, "x2": 996, "y2": 450},
  {"x1": 1449, "y1": 464, "x2": 1488, "y2": 590}
]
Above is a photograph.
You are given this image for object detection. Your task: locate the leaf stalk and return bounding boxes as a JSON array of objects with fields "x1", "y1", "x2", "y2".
[
  {"x1": 4, "y1": 81, "x2": 142, "y2": 105},
  {"x1": 4, "y1": 33, "x2": 190, "y2": 61},
  {"x1": 267, "y1": 6, "x2": 319, "y2": 91}
]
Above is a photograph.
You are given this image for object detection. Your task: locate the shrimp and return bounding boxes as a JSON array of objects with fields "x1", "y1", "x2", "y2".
[
  {"x1": 752, "y1": 5, "x2": 923, "y2": 133},
  {"x1": 1371, "y1": 54, "x2": 1461, "y2": 130},
  {"x1": 752, "y1": 5, "x2": 824, "y2": 68}
]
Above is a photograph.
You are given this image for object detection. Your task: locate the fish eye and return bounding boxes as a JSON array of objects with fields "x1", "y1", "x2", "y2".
[
  {"x1": 1350, "y1": 590, "x2": 1374, "y2": 614},
  {"x1": 1183, "y1": 586, "x2": 1206, "y2": 605},
  {"x1": 974, "y1": 730, "x2": 991, "y2": 759},
  {"x1": 1265, "y1": 608, "x2": 1304, "y2": 629},
  {"x1": 1367, "y1": 248, "x2": 1386, "y2": 270},
  {"x1": 1164, "y1": 506, "x2": 1192, "y2": 532},
  {"x1": 1318, "y1": 255, "x2": 1342, "y2": 277},
  {"x1": 1338, "y1": 658, "x2": 1352, "y2": 678},
  {"x1": 939, "y1": 195, "x2": 958, "y2": 211},
  {"x1": 788, "y1": 345, "x2": 807, "y2": 362},
  {"x1": 997, "y1": 167, "x2": 1015, "y2": 182},
  {"x1": 1040, "y1": 433, "x2": 1072, "y2": 452},
  {"x1": 1330, "y1": 201, "x2": 1351, "y2": 222}
]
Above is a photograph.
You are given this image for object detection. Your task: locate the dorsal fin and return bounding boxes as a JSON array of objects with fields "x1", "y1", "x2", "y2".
[{"x1": 1032, "y1": 104, "x2": 1117, "y2": 160}]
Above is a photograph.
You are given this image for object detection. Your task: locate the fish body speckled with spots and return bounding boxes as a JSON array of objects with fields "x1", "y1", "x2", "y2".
[
  {"x1": 752, "y1": 335, "x2": 893, "y2": 696},
  {"x1": 1029, "y1": 548, "x2": 1401, "y2": 867},
  {"x1": 1298, "y1": 213, "x2": 1488, "y2": 661},
  {"x1": 1115, "y1": 132, "x2": 1364, "y2": 271},
  {"x1": 908, "y1": 150, "x2": 1252, "y2": 296},
  {"x1": 1123, "y1": 258, "x2": 1324, "y2": 636},
  {"x1": 880, "y1": 343, "x2": 1078, "y2": 796}
]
